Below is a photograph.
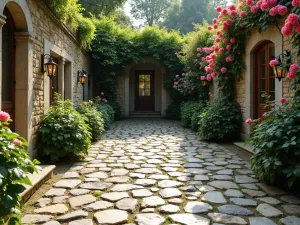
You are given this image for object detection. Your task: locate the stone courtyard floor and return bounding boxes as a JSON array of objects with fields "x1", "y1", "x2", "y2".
[{"x1": 22, "y1": 119, "x2": 300, "y2": 225}]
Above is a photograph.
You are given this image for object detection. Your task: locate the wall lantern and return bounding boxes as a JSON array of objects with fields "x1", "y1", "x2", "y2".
[
  {"x1": 201, "y1": 80, "x2": 208, "y2": 87},
  {"x1": 41, "y1": 54, "x2": 58, "y2": 79},
  {"x1": 273, "y1": 50, "x2": 291, "y2": 82},
  {"x1": 78, "y1": 70, "x2": 87, "y2": 101}
]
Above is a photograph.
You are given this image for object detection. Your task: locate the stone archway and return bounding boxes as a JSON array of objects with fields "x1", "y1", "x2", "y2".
[{"x1": 0, "y1": 0, "x2": 34, "y2": 155}]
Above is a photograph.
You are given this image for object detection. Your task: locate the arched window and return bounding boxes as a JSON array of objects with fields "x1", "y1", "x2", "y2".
[{"x1": 253, "y1": 42, "x2": 275, "y2": 119}]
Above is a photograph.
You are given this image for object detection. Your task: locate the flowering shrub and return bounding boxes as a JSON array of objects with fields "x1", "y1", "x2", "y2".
[
  {"x1": 93, "y1": 97, "x2": 115, "y2": 129},
  {"x1": 0, "y1": 112, "x2": 38, "y2": 224},
  {"x1": 37, "y1": 94, "x2": 91, "y2": 162},
  {"x1": 198, "y1": 97, "x2": 242, "y2": 140},
  {"x1": 180, "y1": 101, "x2": 208, "y2": 127},
  {"x1": 247, "y1": 96, "x2": 300, "y2": 189},
  {"x1": 76, "y1": 101, "x2": 105, "y2": 141}
]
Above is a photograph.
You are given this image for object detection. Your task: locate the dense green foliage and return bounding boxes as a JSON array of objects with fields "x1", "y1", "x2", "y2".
[
  {"x1": 93, "y1": 98, "x2": 115, "y2": 129},
  {"x1": 249, "y1": 97, "x2": 300, "y2": 189},
  {"x1": 37, "y1": 94, "x2": 91, "y2": 162},
  {"x1": 79, "y1": 0, "x2": 127, "y2": 17},
  {"x1": 108, "y1": 101, "x2": 122, "y2": 120},
  {"x1": 191, "y1": 111, "x2": 201, "y2": 131},
  {"x1": 76, "y1": 101, "x2": 105, "y2": 141},
  {"x1": 198, "y1": 97, "x2": 242, "y2": 141},
  {"x1": 180, "y1": 101, "x2": 207, "y2": 127},
  {"x1": 91, "y1": 17, "x2": 184, "y2": 100},
  {"x1": 0, "y1": 118, "x2": 38, "y2": 224},
  {"x1": 165, "y1": 102, "x2": 181, "y2": 120}
]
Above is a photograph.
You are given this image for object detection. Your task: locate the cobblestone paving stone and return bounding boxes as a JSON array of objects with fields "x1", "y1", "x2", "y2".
[{"x1": 22, "y1": 119, "x2": 300, "y2": 225}]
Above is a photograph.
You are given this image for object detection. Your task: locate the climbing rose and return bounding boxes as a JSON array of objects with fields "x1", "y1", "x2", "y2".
[
  {"x1": 12, "y1": 139, "x2": 22, "y2": 146},
  {"x1": 208, "y1": 26, "x2": 212, "y2": 30},
  {"x1": 228, "y1": 5, "x2": 236, "y2": 10},
  {"x1": 197, "y1": 48, "x2": 201, "y2": 52},
  {"x1": 269, "y1": 59, "x2": 278, "y2": 67},
  {"x1": 221, "y1": 67, "x2": 227, "y2": 73},
  {"x1": 213, "y1": 24, "x2": 218, "y2": 29},
  {"x1": 230, "y1": 38, "x2": 236, "y2": 43},
  {"x1": 251, "y1": 5, "x2": 259, "y2": 13},
  {"x1": 211, "y1": 72, "x2": 218, "y2": 78},
  {"x1": 200, "y1": 76, "x2": 206, "y2": 81},
  {"x1": 223, "y1": 38, "x2": 227, "y2": 43},
  {"x1": 292, "y1": 0, "x2": 300, "y2": 7},
  {"x1": 260, "y1": 3, "x2": 269, "y2": 11},
  {"x1": 287, "y1": 13, "x2": 299, "y2": 25},
  {"x1": 229, "y1": 11, "x2": 237, "y2": 17},
  {"x1": 101, "y1": 92, "x2": 104, "y2": 96},
  {"x1": 239, "y1": 11, "x2": 246, "y2": 18},
  {"x1": 269, "y1": 7, "x2": 277, "y2": 16},
  {"x1": 221, "y1": 9, "x2": 228, "y2": 15},
  {"x1": 182, "y1": 73, "x2": 186, "y2": 77},
  {"x1": 216, "y1": 6, "x2": 222, "y2": 13},
  {"x1": 176, "y1": 75, "x2": 179, "y2": 78},
  {"x1": 219, "y1": 48, "x2": 224, "y2": 53},
  {"x1": 256, "y1": 0, "x2": 263, "y2": 7},
  {"x1": 213, "y1": 18, "x2": 218, "y2": 24},
  {"x1": 226, "y1": 56, "x2": 233, "y2": 62},
  {"x1": 281, "y1": 26, "x2": 292, "y2": 36},
  {"x1": 173, "y1": 85, "x2": 177, "y2": 89},
  {"x1": 197, "y1": 53, "x2": 201, "y2": 57},
  {"x1": 246, "y1": 0, "x2": 253, "y2": 6},
  {"x1": 226, "y1": 45, "x2": 232, "y2": 51},
  {"x1": 276, "y1": 5, "x2": 288, "y2": 15},
  {"x1": 287, "y1": 72, "x2": 296, "y2": 79},
  {"x1": 290, "y1": 64, "x2": 299, "y2": 73},
  {"x1": 0, "y1": 111, "x2": 10, "y2": 122},
  {"x1": 207, "y1": 74, "x2": 212, "y2": 81},
  {"x1": 280, "y1": 98, "x2": 287, "y2": 103},
  {"x1": 245, "y1": 118, "x2": 253, "y2": 125}
]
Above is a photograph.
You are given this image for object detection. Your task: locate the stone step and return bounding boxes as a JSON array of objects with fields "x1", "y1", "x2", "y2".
[
  {"x1": 234, "y1": 142, "x2": 253, "y2": 155},
  {"x1": 129, "y1": 112, "x2": 162, "y2": 118},
  {"x1": 21, "y1": 165, "x2": 56, "y2": 205}
]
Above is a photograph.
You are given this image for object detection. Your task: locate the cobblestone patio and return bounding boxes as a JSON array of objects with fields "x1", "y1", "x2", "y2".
[{"x1": 22, "y1": 119, "x2": 300, "y2": 225}]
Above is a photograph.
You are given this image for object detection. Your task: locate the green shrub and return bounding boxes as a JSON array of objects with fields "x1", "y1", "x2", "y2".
[
  {"x1": 93, "y1": 99, "x2": 115, "y2": 129},
  {"x1": 248, "y1": 97, "x2": 300, "y2": 189},
  {"x1": 165, "y1": 102, "x2": 181, "y2": 120},
  {"x1": 37, "y1": 94, "x2": 91, "y2": 162},
  {"x1": 180, "y1": 101, "x2": 207, "y2": 127},
  {"x1": 198, "y1": 97, "x2": 242, "y2": 141},
  {"x1": 191, "y1": 112, "x2": 200, "y2": 131},
  {"x1": 76, "y1": 101, "x2": 105, "y2": 141},
  {"x1": 0, "y1": 112, "x2": 38, "y2": 224},
  {"x1": 108, "y1": 101, "x2": 122, "y2": 120}
]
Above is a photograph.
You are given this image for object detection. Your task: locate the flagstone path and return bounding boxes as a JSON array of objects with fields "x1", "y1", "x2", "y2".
[{"x1": 22, "y1": 119, "x2": 300, "y2": 225}]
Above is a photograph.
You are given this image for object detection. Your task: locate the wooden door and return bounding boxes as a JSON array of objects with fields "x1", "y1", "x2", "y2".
[
  {"x1": 135, "y1": 71, "x2": 155, "y2": 111},
  {"x1": 254, "y1": 42, "x2": 275, "y2": 119},
  {"x1": 2, "y1": 8, "x2": 15, "y2": 130}
]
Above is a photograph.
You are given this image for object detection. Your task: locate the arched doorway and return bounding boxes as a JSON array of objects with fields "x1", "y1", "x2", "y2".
[
  {"x1": 253, "y1": 42, "x2": 275, "y2": 119},
  {"x1": 2, "y1": 7, "x2": 15, "y2": 130}
]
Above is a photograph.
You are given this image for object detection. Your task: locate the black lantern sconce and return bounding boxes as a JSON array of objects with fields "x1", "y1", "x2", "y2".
[
  {"x1": 78, "y1": 70, "x2": 87, "y2": 101},
  {"x1": 201, "y1": 80, "x2": 208, "y2": 87},
  {"x1": 41, "y1": 54, "x2": 58, "y2": 80},
  {"x1": 273, "y1": 50, "x2": 291, "y2": 82}
]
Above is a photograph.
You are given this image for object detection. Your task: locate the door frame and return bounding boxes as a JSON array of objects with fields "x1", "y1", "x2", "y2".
[{"x1": 135, "y1": 70, "x2": 155, "y2": 111}]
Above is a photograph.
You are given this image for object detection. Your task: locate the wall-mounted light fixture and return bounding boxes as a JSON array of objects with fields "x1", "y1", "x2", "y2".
[
  {"x1": 273, "y1": 50, "x2": 291, "y2": 82},
  {"x1": 41, "y1": 54, "x2": 58, "y2": 79},
  {"x1": 78, "y1": 70, "x2": 87, "y2": 101}
]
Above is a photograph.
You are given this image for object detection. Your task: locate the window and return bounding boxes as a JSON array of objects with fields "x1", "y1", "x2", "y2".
[{"x1": 139, "y1": 74, "x2": 151, "y2": 96}]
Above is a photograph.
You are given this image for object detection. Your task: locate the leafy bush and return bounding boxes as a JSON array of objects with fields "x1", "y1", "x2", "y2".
[
  {"x1": 248, "y1": 97, "x2": 300, "y2": 189},
  {"x1": 76, "y1": 101, "x2": 105, "y2": 141},
  {"x1": 181, "y1": 101, "x2": 207, "y2": 127},
  {"x1": 37, "y1": 94, "x2": 91, "y2": 162},
  {"x1": 93, "y1": 100, "x2": 115, "y2": 129},
  {"x1": 0, "y1": 112, "x2": 38, "y2": 224},
  {"x1": 198, "y1": 97, "x2": 242, "y2": 140},
  {"x1": 191, "y1": 112, "x2": 200, "y2": 131},
  {"x1": 165, "y1": 102, "x2": 181, "y2": 120},
  {"x1": 108, "y1": 101, "x2": 122, "y2": 120}
]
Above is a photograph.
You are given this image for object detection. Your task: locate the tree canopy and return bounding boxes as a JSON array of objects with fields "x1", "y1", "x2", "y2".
[{"x1": 78, "y1": 0, "x2": 127, "y2": 16}]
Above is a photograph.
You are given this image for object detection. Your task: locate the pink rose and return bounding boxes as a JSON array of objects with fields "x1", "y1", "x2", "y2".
[
  {"x1": 287, "y1": 72, "x2": 296, "y2": 79},
  {"x1": 276, "y1": 5, "x2": 287, "y2": 15},
  {"x1": 269, "y1": 59, "x2": 278, "y2": 67},
  {"x1": 269, "y1": 0, "x2": 277, "y2": 7},
  {"x1": 226, "y1": 45, "x2": 232, "y2": 51},
  {"x1": 269, "y1": 7, "x2": 277, "y2": 16},
  {"x1": 101, "y1": 92, "x2": 104, "y2": 96},
  {"x1": 211, "y1": 72, "x2": 218, "y2": 78},
  {"x1": 251, "y1": 5, "x2": 259, "y2": 13},
  {"x1": 228, "y1": 5, "x2": 236, "y2": 10},
  {"x1": 176, "y1": 75, "x2": 179, "y2": 78},
  {"x1": 12, "y1": 139, "x2": 22, "y2": 146},
  {"x1": 182, "y1": 73, "x2": 186, "y2": 77},
  {"x1": 221, "y1": 67, "x2": 227, "y2": 73},
  {"x1": 290, "y1": 64, "x2": 299, "y2": 73},
  {"x1": 219, "y1": 48, "x2": 224, "y2": 53},
  {"x1": 281, "y1": 26, "x2": 292, "y2": 36},
  {"x1": 213, "y1": 18, "x2": 218, "y2": 24},
  {"x1": 216, "y1": 6, "x2": 222, "y2": 13},
  {"x1": 246, "y1": 0, "x2": 253, "y2": 6},
  {"x1": 200, "y1": 76, "x2": 206, "y2": 81},
  {"x1": 213, "y1": 24, "x2": 218, "y2": 29},
  {"x1": 239, "y1": 11, "x2": 246, "y2": 18},
  {"x1": 292, "y1": 0, "x2": 300, "y2": 7},
  {"x1": 245, "y1": 118, "x2": 253, "y2": 125},
  {"x1": 208, "y1": 26, "x2": 212, "y2": 30},
  {"x1": 223, "y1": 38, "x2": 227, "y2": 43},
  {"x1": 197, "y1": 53, "x2": 201, "y2": 57},
  {"x1": 280, "y1": 97, "x2": 287, "y2": 103},
  {"x1": 256, "y1": 0, "x2": 262, "y2": 7},
  {"x1": 226, "y1": 56, "x2": 233, "y2": 62},
  {"x1": 221, "y1": 9, "x2": 228, "y2": 15},
  {"x1": 0, "y1": 111, "x2": 10, "y2": 122},
  {"x1": 197, "y1": 48, "x2": 201, "y2": 52},
  {"x1": 260, "y1": 3, "x2": 269, "y2": 11},
  {"x1": 173, "y1": 85, "x2": 177, "y2": 89},
  {"x1": 230, "y1": 38, "x2": 236, "y2": 43},
  {"x1": 287, "y1": 13, "x2": 299, "y2": 25}
]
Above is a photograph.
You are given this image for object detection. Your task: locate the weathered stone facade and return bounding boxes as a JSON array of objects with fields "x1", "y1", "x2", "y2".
[{"x1": 0, "y1": 0, "x2": 92, "y2": 157}]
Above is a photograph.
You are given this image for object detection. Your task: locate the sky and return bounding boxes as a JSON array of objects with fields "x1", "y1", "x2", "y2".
[{"x1": 123, "y1": 0, "x2": 233, "y2": 27}]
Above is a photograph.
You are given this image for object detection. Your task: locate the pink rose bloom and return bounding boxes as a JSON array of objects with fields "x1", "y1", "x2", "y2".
[
  {"x1": 197, "y1": 53, "x2": 201, "y2": 57},
  {"x1": 182, "y1": 73, "x2": 186, "y2": 77},
  {"x1": 215, "y1": 38, "x2": 220, "y2": 43},
  {"x1": 245, "y1": 118, "x2": 253, "y2": 125},
  {"x1": 280, "y1": 97, "x2": 287, "y2": 103},
  {"x1": 213, "y1": 24, "x2": 218, "y2": 29},
  {"x1": 200, "y1": 76, "x2": 206, "y2": 81},
  {"x1": 207, "y1": 76, "x2": 212, "y2": 82},
  {"x1": 269, "y1": 59, "x2": 278, "y2": 67},
  {"x1": 216, "y1": 6, "x2": 222, "y2": 13},
  {"x1": 209, "y1": 63, "x2": 215, "y2": 69},
  {"x1": 197, "y1": 48, "x2": 201, "y2": 52},
  {"x1": 287, "y1": 72, "x2": 296, "y2": 79},
  {"x1": 0, "y1": 111, "x2": 10, "y2": 122},
  {"x1": 226, "y1": 19, "x2": 232, "y2": 25},
  {"x1": 219, "y1": 48, "x2": 224, "y2": 53},
  {"x1": 287, "y1": 13, "x2": 299, "y2": 25},
  {"x1": 221, "y1": 9, "x2": 228, "y2": 15},
  {"x1": 246, "y1": 0, "x2": 253, "y2": 6},
  {"x1": 174, "y1": 82, "x2": 178, "y2": 85},
  {"x1": 101, "y1": 92, "x2": 104, "y2": 96},
  {"x1": 260, "y1": 3, "x2": 269, "y2": 11},
  {"x1": 228, "y1": 5, "x2": 236, "y2": 10},
  {"x1": 176, "y1": 75, "x2": 179, "y2": 78},
  {"x1": 208, "y1": 26, "x2": 212, "y2": 30},
  {"x1": 251, "y1": 5, "x2": 259, "y2": 13},
  {"x1": 230, "y1": 38, "x2": 236, "y2": 43},
  {"x1": 256, "y1": 0, "x2": 263, "y2": 7},
  {"x1": 205, "y1": 67, "x2": 212, "y2": 73},
  {"x1": 281, "y1": 26, "x2": 292, "y2": 36},
  {"x1": 269, "y1": 7, "x2": 277, "y2": 16},
  {"x1": 12, "y1": 139, "x2": 22, "y2": 146},
  {"x1": 226, "y1": 45, "x2": 232, "y2": 51},
  {"x1": 226, "y1": 56, "x2": 233, "y2": 62},
  {"x1": 173, "y1": 85, "x2": 177, "y2": 89},
  {"x1": 269, "y1": 0, "x2": 277, "y2": 7},
  {"x1": 292, "y1": 0, "x2": 300, "y2": 7},
  {"x1": 221, "y1": 67, "x2": 227, "y2": 73},
  {"x1": 239, "y1": 11, "x2": 246, "y2": 18},
  {"x1": 276, "y1": 5, "x2": 287, "y2": 15},
  {"x1": 213, "y1": 18, "x2": 218, "y2": 24},
  {"x1": 229, "y1": 10, "x2": 237, "y2": 17},
  {"x1": 223, "y1": 38, "x2": 227, "y2": 43},
  {"x1": 211, "y1": 54, "x2": 217, "y2": 60},
  {"x1": 290, "y1": 64, "x2": 299, "y2": 73},
  {"x1": 211, "y1": 72, "x2": 218, "y2": 78}
]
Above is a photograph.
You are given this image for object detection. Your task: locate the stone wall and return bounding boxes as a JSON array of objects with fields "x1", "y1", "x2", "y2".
[{"x1": 28, "y1": 0, "x2": 92, "y2": 156}]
